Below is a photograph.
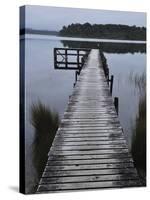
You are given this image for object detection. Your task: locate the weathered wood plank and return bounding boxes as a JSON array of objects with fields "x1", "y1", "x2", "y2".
[
  {"x1": 58, "y1": 127, "x2": 123, "y2": 131},
  {"x1": 62, "y1": 118, "x2": 119, "y2": 122},
  {"x1": 61, "y1": 121, "x2": 120, "y2": 125},
  {"x1": 45, "y1": 163, "x2": 134, "y2": 171},
  {"x1": 37, "y1": 180, "x2": 141, "y2": 192},
  {"x1": 55, "y1": 133, "x2": 124, "y2": 138},
  {"x1": 53, "y1": 137, "x2": 125, "y2": 142},
  {"x1": 47, "y1": 158, "x2": 133, "y2": 166},
  {"x1": 48, "y1": 149, "x2": 130, "y2": 156},
  {"x1": 42, "y1": 168, "x2": 138, "y2": 178},
  {"x1": 53, "y1": 140, "x2": 126, "y2": 146},
  {"x1": 60, "y1": 123, "x2": 120, "y2": 127},
  {"x1": 48, "y1": 153, "x2": 132, "y2": 161},
  {"x1": 40, "y1": 174, "x2": 139, "y2": 185},
  {"x1": 51, "y1": 144, "x2": 128, "y2": 151},
  {"x1": 61, "y1": 127, "x2": 120, "y2": 132},
  {"x1": 63, "y1": 116, "x2": 119, "y2": 119},
  {"x1": 65, "y1": 109, "x2": 116, "y2": 113}
]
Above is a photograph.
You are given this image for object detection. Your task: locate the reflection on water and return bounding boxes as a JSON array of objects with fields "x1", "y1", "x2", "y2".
[
  {"x1": 24, "y1": 35, "x2": 146, "y2": 193},
  {"x1": 31, "y1": 102, "x2": 59, "y2": 192},
  {"x1": 61, "y1": 40, "x2": 146, "y2": 54}
]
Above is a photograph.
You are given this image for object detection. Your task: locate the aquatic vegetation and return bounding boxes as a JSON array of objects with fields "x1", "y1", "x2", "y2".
[
  {"x1": 129, "y1": 71, "x2": 146, "y2": 93},
  {"x1": 131, "y1": 94, "x2": 146, "y2": 184},
  {"x1": 31, "y1": 101, "x2": 59, "y2": 191},
  {"x1": 127, "y1": 70, "x2": 146, "y2": 184}
]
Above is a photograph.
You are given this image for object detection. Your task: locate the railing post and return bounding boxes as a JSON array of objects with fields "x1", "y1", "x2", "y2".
[
  {"x1": 77, "y1": 49, "x2": 80, "y2": 69},
  {"x1": 114, "y1": 97, "x2": 119, "y2": 115},
  {"x1": 65, "y1": 49, "x2": 68, "y2": 68},
  {"x1": 75, "y1": 71, "x2": 78, "y2": 82},
  {"x1": 110, "y1": 75, "x2": 114, "y2": 95},
  {"x1": 81, "y1": 56, "x2": 84, "y2": 67},
  {"x1": 54, "y1": 48, "x2": 57, "y2": 68},
  {"x1": 106, "y1": 67, "x2": 109, "y2": 84},
  {"x1": 74, "y1": 70, "x2": 80, "y2": 87}
]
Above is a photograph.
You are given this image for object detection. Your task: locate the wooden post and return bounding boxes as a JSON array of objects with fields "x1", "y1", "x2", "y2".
[
  {"x1": 74, "y1": 70, "x2": 80, "y2": 87},
  {"x1": 81, "y1": 56, "x2": 84, "y2": 67},
  {"x1": 107, "y1": 67, "x2": 109, "y2": 84},
  {"x1": 77, "y1": 49, "x2": 80, "y2": 69},
  {"x1": 110, "y1": 75, "x2": 114, "y2": 95},
  {"x1": 78, "y1": 68, "x2": 81, "y2": 75},
  {"x1": 75, "y1": 71, "x2": 78, "y2": 82},
  {"x1": 54, "y1": 48, "x2": 57, "y2": 68},
  {"x1": 114, "y1": 97, "x2": 119, "y2": 115},
  {"x1": 65, "y1": 49, "x2": 68, "y2": 68}
]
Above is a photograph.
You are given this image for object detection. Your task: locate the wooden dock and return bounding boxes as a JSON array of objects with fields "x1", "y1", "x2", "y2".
[{"x1": 37, "y1": 49, "x2": 141, "y2": 193}]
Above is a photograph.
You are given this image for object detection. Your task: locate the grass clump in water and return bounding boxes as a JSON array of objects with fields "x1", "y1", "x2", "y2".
[
  {"x1": 31, "y1": 101, "x2": 59, "y2": 191},
  {"x1": 131, "y1": 95, "x2": 146, "y2": 184}
]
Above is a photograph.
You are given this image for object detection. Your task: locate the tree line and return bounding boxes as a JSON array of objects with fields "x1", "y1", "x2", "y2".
[{"x1": 59, "y1": 23, "x2": 146, "y2": 41}]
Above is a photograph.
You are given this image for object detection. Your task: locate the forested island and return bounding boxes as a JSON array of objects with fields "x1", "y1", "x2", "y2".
[{"x1": 59, "y1": 23, "x2": 146, "y2": 41}]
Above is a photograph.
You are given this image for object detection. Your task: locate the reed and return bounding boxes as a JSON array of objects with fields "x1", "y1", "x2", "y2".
[
  {"x1": 30, "y1": 101, "x2": 59, "y2": 192},
  {"x1": 131, "y1": 95, "x2": 146, "y2": 184},
  {"x1": 129, "y1": 71, "x2": 146, "y2": 93}
]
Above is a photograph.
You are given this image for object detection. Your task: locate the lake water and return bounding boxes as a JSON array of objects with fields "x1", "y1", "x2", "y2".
[{"x1": 21, "y1": 34, "x2": 146, "y2": 193}]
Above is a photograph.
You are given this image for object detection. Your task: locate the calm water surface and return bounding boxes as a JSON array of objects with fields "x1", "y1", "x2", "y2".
[{"x1": 22, "y1": 34, "x2": 146, "y2": 193}]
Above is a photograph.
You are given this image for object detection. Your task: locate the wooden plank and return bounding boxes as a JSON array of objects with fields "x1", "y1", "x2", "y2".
[
  {"x1": 55, "y1": 133, "x2": 123, "y2": 137},
  {"x1": 65, "y1": 109, "x2": 116, "y2": 113},
  {"x1": 65, "y1": 110, "x2": 116, "y2": 113},
  {"x1": 61, "y1": 119, "x2": 120, "y2": 123},
  {"x1": 61, "y1": 121, "x2": 120, "y2": 125},
  {"x1": 48, "y1": 149, "x2": 129, "y2": 156},
  {"x1": 58, "y1": 127, "x2": 122, "y2": 131},
  {"x1": 66, "y1": 106, "x2": 115, "y2": 110},
  {"x1": 45, "y1": 163, "x2": 134, "y2": 171},
  {"x1": 67, "y1": 103, "x2": 115, "y2": 107},
  {"x1": 42, "y1": 168, "x2": 138, "y2": 178},
  {"x1": 63, "y1": 116, "x2": 119, "y2": 119},
  {"x1": 54, "y1": 136, "x2": 124, "y2": 140},
  {"x1": 53, "y1": 140, "x2": 126, "y2": 146},
  {"x1": 62, "y1": 118, "x2": 119, "y2": 122},
  {"x1": 60, "y1": 124, "x2": 121, "y2": 128},
  {"x1": 53, "y1": 137, "x2": 125, "y2": 142},
  {"x1": 37, "y1": 180, "x2": 141, "y2": 192},
  {"x1": 47, "y1": 158, "x2": 133, "y2": 166},
  {"x1": 40, "y1": 174, "x2": 139, "y2": 185},
  {"x1": 51, "y1": 144, "x2": 128, "y2": 151},
  {"x1": 57, "y1": 128, "x2": 123, "y2": 133},
  {"x1": 57, "y1": 131, "x2": 123, "y2": 136},
  {"x1": 48, "y1": 153, "x2": 132, "y2": 161}
]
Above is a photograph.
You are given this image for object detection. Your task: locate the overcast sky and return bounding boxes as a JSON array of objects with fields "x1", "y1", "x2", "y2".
[{"x1": 24, "y1": 5, "x2": 146, "y2": 31}]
